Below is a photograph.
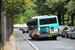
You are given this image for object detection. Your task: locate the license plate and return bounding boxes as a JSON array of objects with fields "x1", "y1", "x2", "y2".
[{"x1": 47, "y1": 35, "x2": 52, "y2": 37}]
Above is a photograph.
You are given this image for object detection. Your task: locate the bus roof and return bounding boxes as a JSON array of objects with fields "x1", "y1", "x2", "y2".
[
  {"x1": 27, "y1": 15, "x2": 57, "y2": 23},
  {"x1": 31, "y1": 16, "x2": 43, "y2": 19},
  {"x1": 32, "y1": 15, "x2": 57, "y2": 19},
  {"x1": 27, "y1": 19, "x2": 37, "y2": 23}
]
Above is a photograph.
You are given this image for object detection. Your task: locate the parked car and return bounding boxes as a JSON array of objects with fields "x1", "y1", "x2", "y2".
[
  {"x1": 61, "y1": 27, "x2": 72, "y2": 38},
  {"x1": 23, "y1": 27, "x2": 29, "y2": 33},
  {"x1": 59, "y1": 25, "x2": 69, "y2": 36},
  {"x1": 68, "y1": 28, "x2": 75, "y2": 39},
  {"x1": 19, "y1": 28, "x2": 23, "y2": 31}
]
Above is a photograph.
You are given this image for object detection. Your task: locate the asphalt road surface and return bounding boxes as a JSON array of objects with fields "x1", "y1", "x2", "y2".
[{"x1": 16, "y1": 29, "x2": 75, "y2": 50}]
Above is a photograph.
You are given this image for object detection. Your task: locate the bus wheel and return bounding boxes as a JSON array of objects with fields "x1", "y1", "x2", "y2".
[{"x1": 52, "y1": 37, "x2": 57, "y2": 40}]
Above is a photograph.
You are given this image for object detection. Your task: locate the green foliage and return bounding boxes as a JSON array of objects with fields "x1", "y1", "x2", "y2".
[
  {"x1": 33, "y1": 0, "x2": 73, "y2": 25},
  {"x1": 17, "y1": 9, "x2": 35, "y2": 24},
  {"x1": 65, "y1": 0, "x2": 75, "y2": 14},
  {"x1": 2, "y1": 0, "x2": 75, "y2": 25},
  {"x1": 15, "y1": 2, "x2": 36, "y2": 24},
  {"x1": 34, "y1": 0, "x2": 50, "y2": 15},
  {"x1": 44, "y1": 0, "x2": 70, "y2": 15},
  {"x1": 33, "y1": 0, "x2": 70, "y2": 16},
  {"x1": 2, "y1": 1, "x2": 27, "y2": 24},
  {"x1": 27, "y1": 2, "x2": 36, "y2": 9},
  {"x1": 2, "y1": 0, "x2": 36, "y2": 24}
]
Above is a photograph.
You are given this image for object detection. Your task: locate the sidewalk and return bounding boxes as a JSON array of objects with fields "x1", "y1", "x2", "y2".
[
  {"x1": 13, "y1": 29, "x2": 33, "y2": 50},
  {"x1": 0, "y1": 43, "x2": 3, "y2": 50},
  {"x1": 3, "y1": 29, "x2": 33, "y2": 50},
  {"x1": 4, "y1": 33, "x2": 14, "y2": 50}
]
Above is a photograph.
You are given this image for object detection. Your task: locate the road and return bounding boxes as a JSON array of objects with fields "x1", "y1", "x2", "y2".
[{"x1": 15, "y1": 29, "x2": 75, "y2": 50}]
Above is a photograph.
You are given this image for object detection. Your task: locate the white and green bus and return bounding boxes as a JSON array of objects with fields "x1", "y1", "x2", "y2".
[{"x1": 27, "y1": 15, "x2": 60, "y2": 40}]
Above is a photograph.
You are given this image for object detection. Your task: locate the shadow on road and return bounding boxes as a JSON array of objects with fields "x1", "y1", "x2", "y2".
[{"x1": 28, "y1": 38, "x2": 60, "y2": 41}]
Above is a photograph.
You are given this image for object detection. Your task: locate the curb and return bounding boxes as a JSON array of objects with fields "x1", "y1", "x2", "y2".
[
  {"x1": 15, "y1": 32, "x2": 18, "y2": 50},
  {"x1": 14, "y1": 30, "x2": 21, "y2": 50},
  {"x1": 19, "y1": 33, "x2": 39, "y2": 50}
]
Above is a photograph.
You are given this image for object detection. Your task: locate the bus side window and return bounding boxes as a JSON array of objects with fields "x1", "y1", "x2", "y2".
[
  {"x1": 33, "y1": 21, "x2": 38, "y2": 29},
  {"x1": 29, "y1": 26, "x2": 34, "y2": 30},
  {"x1": 27, "y1": 22, "x2": 34, "y2": 30}
]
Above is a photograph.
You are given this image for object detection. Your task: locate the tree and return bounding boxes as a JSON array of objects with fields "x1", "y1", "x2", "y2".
[
  {"x1": 44, "y1": 0, "x2": 70, "y2": 25},
  {"x1": 2, "y1": 0, "x2": 36, "y2": 24},
  {"x1": 65, "y1": 0, "x2": 75, "y2": 26},
  {"x1": 17, "y1": 1, "x2": 36, "y2": 24},
  {"x1": 0, "y1": 0, "x2": 2, "y2": 43},
  {"x1": 33, "y1": 0, "x2": 50, "y2": 15},
  {"x1": 0, "y1": 0, "x2": 35, "y2": 44},
  {"x1": 33, "y1": 0, "x2": 70, "y2": 25},
  {"x1": 2, "y1": 1, "x2": 26, "y2": 24}
]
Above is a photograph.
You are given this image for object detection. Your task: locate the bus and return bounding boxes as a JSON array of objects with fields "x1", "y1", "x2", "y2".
[{"x1": 27, "y1": 15, "x2": 60, "y2": 40}]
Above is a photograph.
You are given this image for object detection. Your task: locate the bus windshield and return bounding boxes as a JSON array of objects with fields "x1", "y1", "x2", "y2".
[{"x1": 40, "y1": 17, "x2": 57, "y2": 25}]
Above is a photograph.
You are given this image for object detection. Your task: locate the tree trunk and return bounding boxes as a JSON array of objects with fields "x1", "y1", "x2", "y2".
[
  {"x1": 71, "y1": 13, "x2": 75, "y2": 26},
  {"x1": 6, "y1": 16, "x2": 10, "y2": 42},
  {"x1": 71, "y1": 14, "x2": 73, "y2": 26},
  {"x1": 1, "y1": 11, "x2": 7, "y2": 44},
  {"x1": 0, "y1": 0, "x2": 2, "y2": 43},
  {"x1": 0, "y1": 15, "x2": 1, "y2": 42},
  {"x1": 11, "y1": 24, "x2": 13, "y2": 33},
  {"x1": 57, "y1": 14, "x2": 61, "y2": 25},
  {"x1": 62, "y1": 14, "x2": 64, "y2": 25},
  {"x1": 6, "y1": 16, "x2": 13, "y2": 42},
  {"x1": 67, "y1": 12, "x2": 70, "y2": 25}
]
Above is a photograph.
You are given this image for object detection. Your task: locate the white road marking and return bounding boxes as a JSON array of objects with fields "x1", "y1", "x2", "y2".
[{"x1": 19, "y1": 32, "x2": 39, "y2": 50}]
